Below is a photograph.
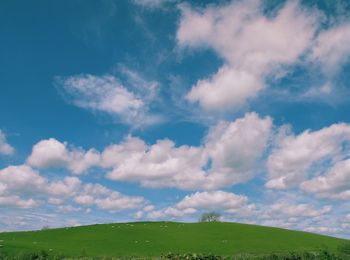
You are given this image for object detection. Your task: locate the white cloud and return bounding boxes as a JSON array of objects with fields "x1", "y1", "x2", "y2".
[
  {"x1": 23, "y1": 112, "x2": 271, "y2": 190},
  {"x1": 143, "y1": 205, "x2": 155, "y2": 212},
  {"x1": 48, "y1": 197, "x2": 64, "y2": 205},
  {"x1": 61, "y1": 74, "x2": 142, "y2": 114},
  {"x1": 0, "y1": 130, "x2": 14, "y2": 155},
  {"x1": 0, "y1": 164, "x2": 145, "y2": 212},
  {"x1": 310, "y1": 24, "x2": 350, "y2": 75},
  {"x1": 58, "y1": 72, "x2": 161, "y2": 127},
  {"x1": 0, "y1": 165, "x2": 47, "y2": 194},
  {"x1": 27, "y1": 138, "x2": 100, "y2": 175},
  {"x1": 105, "y1": 112, "x2": 272, "y2": 190},
  {"x1": 27, "y1": 138, "x2": 69, "y2": 169},
  {"x1": 68, "y1": 148, "x2": 100, "y2": 174},
  {"x1": 0, "y1": 165, "x2": 81, "y2": 201},
  {"x1": 74, "y1": 183, "x2": 145, "y2": 212},
  {"x1": 176, "y1": 191, "x2": 251, "y2": 212},
  {"x1": 133, "y1": 210, "x2": 143, "y2": 219},
  {"x1": 146, "y1": 190, "x2": 255, "y2": 220},
  {"x1": 300, "y1": 159, "x2": 350, "y2": 200},
  {"x1": 47, "y1": 177, "x2": 81, "y2": 197},
  {"x1": 304, "y1": 226, "x2": 340, "y2": 235},
  {"x1": 186, "y1": 66, "x2": 263, "y2": 111},
  {"x1": 177, "y1": 0, "x2": 318, "y2": 111},
  {"x1": 204, "y1": 112, "x2": 272, "y2": 187},
  {"x1": 267, "y1": 200, "x2": 332, "y2": 218},
  {"x1": 105, "y1": 137, "x2": 207, "y2": 189},
  {"x1": 0, "y1": 168, "x2": 42, "y2": 208},
  {"x1": 266, "y1": 123, "x2": 350, "y2": 189},
  {"x1": 0, "y1": 195, "x2": 39, "y2": 209},
  {"x1": 74, "y1": 195, "x2": 94, "y2": 206}
]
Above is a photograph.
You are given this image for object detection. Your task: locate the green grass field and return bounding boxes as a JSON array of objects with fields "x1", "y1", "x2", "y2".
[{"x1": 0, "y1": 221, "x2": 347, "y2": 258}]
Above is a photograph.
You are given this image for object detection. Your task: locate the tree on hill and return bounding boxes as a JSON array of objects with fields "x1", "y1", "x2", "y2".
[{"x1": 199, "y1": 211, "x2": 221, "y2": 222}]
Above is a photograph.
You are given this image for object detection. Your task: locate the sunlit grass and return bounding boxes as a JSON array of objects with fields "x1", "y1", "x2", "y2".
[{"x1": 0, "y1": 221, "x2": 346, "y2": 258}]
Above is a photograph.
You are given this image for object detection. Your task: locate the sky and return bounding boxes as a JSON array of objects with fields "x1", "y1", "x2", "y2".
[{"x1": 1, "y1": 0, "x2": 350, "y2": 238}]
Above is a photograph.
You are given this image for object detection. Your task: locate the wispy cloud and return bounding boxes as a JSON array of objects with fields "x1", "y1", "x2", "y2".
[
  {"x1": 56, "y1": 67, "x2": 163, "y2": 128},
  {"x1": 0, "y1": 130, "x2": 14, "y2": 156}
]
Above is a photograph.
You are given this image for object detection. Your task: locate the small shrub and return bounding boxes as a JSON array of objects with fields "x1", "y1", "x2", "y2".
[{"x1": 199, "y1": 212, "x2": 221, "y2": 223}]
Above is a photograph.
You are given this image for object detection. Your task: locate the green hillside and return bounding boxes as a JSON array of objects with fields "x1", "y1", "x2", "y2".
[{"x1": 0, "y1": 222, "x2": 346, "y2": 258}]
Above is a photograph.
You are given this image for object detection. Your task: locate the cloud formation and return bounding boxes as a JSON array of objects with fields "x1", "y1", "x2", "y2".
[
  {"x1": 24, "y1": 112, "x2": 271, "y2": 190},
  {"x1": 266, "y1": 123, "x2": 350, "y2": 190},
  {"x1": 145, "y1": 190, "x2": 255, "y2": 219},
  {"x1": 0, "y1": 165, "x2": 145, "y2": 212},
  {"x1": 0, "y1": 130, "x2": 14, "y2": 155},
  {"x1": 57, "y1": 70, "x2": 161, "y2": 127},
  {"x1": 177, "y1": 0, "x2": 318, "y2": 111},
  {"x1": 310, "y1": 24, "x2": 350, "y2": 76},
  {"x1": 104, "y1": 112, "x2": 272, "y2": 189},
  {"x1": 27, "y1": 138, "x2": 100, "y2": 175}
]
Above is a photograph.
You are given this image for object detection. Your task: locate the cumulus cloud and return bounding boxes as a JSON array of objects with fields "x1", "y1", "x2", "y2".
[
  {"x1": 47, "y1": 176, "x2": 82, "y2": 197},
  {"x1": 0, "y1": 164, "x2": 144, "y2": 212},
  {"x1": 300, "y1": 159, "x2": 350, "y2": 200},
  {"x1": 266, "y1": 123, "x2": 350, "y2": 189},
  {"x1": 0, "y1": 130, "x2": 14, "y2": 155},
  {"x1": 27, "y1": 138, "x2": 100, "y2": 175},
  {"x1": 177, "y1": 191, "x2": 254, "y2": 214},
  {"x1": 267, "y1": 200, "x2": 332, "y2": 219},
  {"x1": 0, "y1": 196, "x2": 38, "y2": 209},
  {"x1": 146, "y1": 190, "x2": 255, "y2": 219},
  {"x1": 0, "y1": 165, "x2": 47, "y2": 195},
  {"x1": 186, "y1": 65, "x2": 263, "y2": 111},
  {"x1": 24, "y1": 112, "x2": 271, "y2": 190},
  {"x1": 204, "y1": 112, "x2": 272, "y2": 186},
  {"x1": 177, "y1": 0, "x2": 318, "y2": 111},
  {"x1": 0, "y1": 165, "x2": 81, "y2": 199},
  {"x1": 0, "y1": 165, "x2": 78, "y2": 209},
  {"x1": 57, "y1": 71, "x2": 161, "y2": 127},
  {"x1": 104, "y1": 112, "x2": 272, "y2": 190},
  {"x1": 247, "y1": 193, "x2": 339, "y2": 235},
  {"x1": 27, "y1": 138, "x2": 69, "y2": 169},
  {"x1": 105, "y1": 137, "x2": 207, "y2": 189},
  {"x1": 310, "y1": 24, "x2": 350, "y2": 76},
  {"x1": 74, "y1": 183, "x2": 145, "y2": 212}
]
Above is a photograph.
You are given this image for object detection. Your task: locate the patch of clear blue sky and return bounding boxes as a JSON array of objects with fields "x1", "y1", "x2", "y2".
[{"x1": 0, "y1": 0, "x2": 350, "y2": 212}]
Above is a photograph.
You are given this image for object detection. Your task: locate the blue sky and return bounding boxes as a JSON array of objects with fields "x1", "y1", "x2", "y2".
[{"x1": 1, "y1": 0, "x2": 350, "y2": 238}]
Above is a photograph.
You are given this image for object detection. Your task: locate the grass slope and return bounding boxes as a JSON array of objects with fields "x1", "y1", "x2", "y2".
[{"x1": 0, "y1": 222, "x2": 346, "y2": 257}]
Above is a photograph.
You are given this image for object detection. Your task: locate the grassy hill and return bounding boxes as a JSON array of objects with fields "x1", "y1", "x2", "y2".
[{"x1": 0, "y1": 221, "x2": 347, "y2": 258}]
